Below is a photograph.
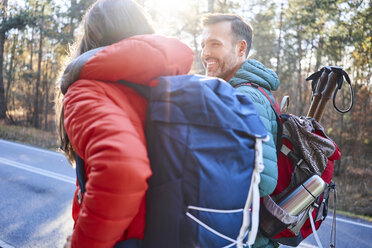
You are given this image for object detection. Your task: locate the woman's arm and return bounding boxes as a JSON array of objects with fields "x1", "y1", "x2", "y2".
[{"x1": 63, "y1": 79, "x2": 151, "y2": 248}]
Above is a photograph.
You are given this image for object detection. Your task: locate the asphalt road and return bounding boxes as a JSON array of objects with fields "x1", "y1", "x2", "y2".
[
  {"x1": 0, "y1": 139, "x2": 75, "y2": 248},
  {"x1": 282, "y1": 213, "x2": 372, "y2": 248},
  {"x1": 0, "y1": 139, "x2": 371, "y2": 248}
]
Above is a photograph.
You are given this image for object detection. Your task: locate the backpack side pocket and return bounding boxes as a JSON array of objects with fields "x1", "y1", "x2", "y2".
[{"x1": 259, "y1": 196, "x2": 298, "y2": 238}]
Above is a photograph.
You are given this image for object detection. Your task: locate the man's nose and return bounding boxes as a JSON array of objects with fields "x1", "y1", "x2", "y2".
[{"x1": 202, "y1": 47, "x2": 210, "y2": 58}]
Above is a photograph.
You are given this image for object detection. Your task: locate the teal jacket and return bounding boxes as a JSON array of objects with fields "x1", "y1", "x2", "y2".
[{"x1": 229, "y1": 59, "x2": 280, "y2": 248}]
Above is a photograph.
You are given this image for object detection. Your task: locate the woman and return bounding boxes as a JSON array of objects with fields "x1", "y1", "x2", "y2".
[{"x1": 55, "y1": 0, "x2": 194, "y2": 247}]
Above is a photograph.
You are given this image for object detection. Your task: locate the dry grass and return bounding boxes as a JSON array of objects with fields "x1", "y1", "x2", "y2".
[
  {"x1": 0, "y1": 120, "x2": 58, "y2": 151},
  {"x1": 332, "y1": 170, "x2": 372, "y2": 218}
]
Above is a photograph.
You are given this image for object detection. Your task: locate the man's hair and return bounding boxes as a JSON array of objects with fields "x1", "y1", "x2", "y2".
[{"x1": 202, "y1": 13, "x2": 253, "y2": 57}]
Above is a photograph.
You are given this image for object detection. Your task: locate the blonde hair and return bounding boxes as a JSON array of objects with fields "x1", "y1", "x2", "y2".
[{"x1": 55, "y1": 0, "x2": 155, "y2": 165}]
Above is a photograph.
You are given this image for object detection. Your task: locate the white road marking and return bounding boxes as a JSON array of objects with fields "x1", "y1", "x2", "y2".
[
  {"x1": 327, "y1": 216, "x2": 372, "y2": 229},
  {"x1": 0, "y1": 157, "x2": 75, "y2": 184},
  {"x1": 0, "y1": 139, "x2": 62, "y2": 157},
  {"x1": 297, "y1": 243, "x2": 317, "y2": 248},
  {"x1": 0, "y1": 239, "x2": 15, "y2": 248}
]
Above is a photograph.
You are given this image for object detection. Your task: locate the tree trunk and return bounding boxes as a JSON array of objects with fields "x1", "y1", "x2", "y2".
[
  {"x1": 0, "y1": 0, "x2": 8, "y2": 119},
  {"x1": 193, "y1": 33, "x2": 203, "y2": 74},
  {"x1": 5, "y1": 35, "x2": 16, "y2": 105},
  {"x1": 315, "y1": 36, "x2": 323, "y2": 71},
  {"x1": 335, "y1": 87, "x2": 346, "y2": 176},
  {"x1": 43, "y1": 60, "x2": 50, "y2": 130},
  {"x1": 70, "y1": 0, "x2": 77, "y2": 40},
  {"x1": 297, "y1": 26, "x2": 304, "y2": 115},
  {"x1": 33, "y1": 5, "x2": 44, "y2": 128},
  {"x1": 44, "y1": 79, "x2": 50, "y2": 130},
  {"x1": 276, "y1": 3, "x2": 283, "y2": 74},
  {"x1": 208, "y1": 0, "x2": 215, "y2": 12},
  {"x1": 30, "y1": 27, "x2": 35, "y2": 71}
]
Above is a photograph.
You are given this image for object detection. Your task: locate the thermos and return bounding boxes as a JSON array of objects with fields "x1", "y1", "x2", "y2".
[
  {"x1": 259, "y1": 175, "x2": 326, "y2": 238},
  {"x1": 278, "y1": 174, "x2": 326, "y2": 215}
]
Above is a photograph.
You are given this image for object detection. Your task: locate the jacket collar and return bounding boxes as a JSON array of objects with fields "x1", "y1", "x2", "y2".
[{"x1": 228, "y1": 59, "x2": 279, "y2": 91}]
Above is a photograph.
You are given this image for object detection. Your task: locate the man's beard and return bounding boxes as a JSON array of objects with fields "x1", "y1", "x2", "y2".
[{"x1": 204, "y1": 51, "x2": 239, "y2": 80}]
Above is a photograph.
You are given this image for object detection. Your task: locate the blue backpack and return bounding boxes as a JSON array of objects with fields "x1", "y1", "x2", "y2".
[{"x1": 76, "y1": 75, "x2": 268, "y2": 248}]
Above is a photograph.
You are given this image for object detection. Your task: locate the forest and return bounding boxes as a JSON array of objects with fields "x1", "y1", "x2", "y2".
[{"x1": 0, "y1": 0, "x2": 371, "y2": 216}]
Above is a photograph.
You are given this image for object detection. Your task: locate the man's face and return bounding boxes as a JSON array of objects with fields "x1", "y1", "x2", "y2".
[{"x1": 201, "y1": 21, "x2": 243, "y2": 81}]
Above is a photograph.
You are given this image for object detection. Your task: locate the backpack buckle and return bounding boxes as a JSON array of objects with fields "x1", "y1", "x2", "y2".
[{"x1": 77, "y1": 189, "x2": 83, "y2": 204}]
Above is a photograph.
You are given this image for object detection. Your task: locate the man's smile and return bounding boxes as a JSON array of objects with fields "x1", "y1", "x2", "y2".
[{"x1": 204, "y1": 58, "x2": 219, "y2": 72}]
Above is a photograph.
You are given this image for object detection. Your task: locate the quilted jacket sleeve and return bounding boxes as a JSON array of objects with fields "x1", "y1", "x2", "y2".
[
  {"x1": 236, "y1": 85, "x2": 278, "y2": 197},
  {"x1": 63, "y1": 79, "x2": 152, "y2": 248}
]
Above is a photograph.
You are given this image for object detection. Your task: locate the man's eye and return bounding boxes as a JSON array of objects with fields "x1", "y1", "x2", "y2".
[{"x1": 212, "y1": 43, "x2": 219, "y2": 47}]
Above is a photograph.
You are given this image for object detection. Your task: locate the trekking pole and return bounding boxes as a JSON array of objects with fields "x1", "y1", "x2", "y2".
[
  {"x1": 307, "y1": 66, "x2": 354, "y2": 122},
  {"x1": 313, "y1": 67, "x2": 341, "y2": 122},
  {"x1": 306, "y1": 67, "x2": 331, "y2": 118}
]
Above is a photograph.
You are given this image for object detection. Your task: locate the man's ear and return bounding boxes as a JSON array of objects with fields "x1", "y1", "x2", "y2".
[{"x1": 238, "y1": 40, "x2": 247, "y2": 58}]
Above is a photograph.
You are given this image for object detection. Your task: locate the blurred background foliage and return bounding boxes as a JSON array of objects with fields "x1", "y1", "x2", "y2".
[{"x1": 0, "y1": 0, "x2": 371, "y2": 216}]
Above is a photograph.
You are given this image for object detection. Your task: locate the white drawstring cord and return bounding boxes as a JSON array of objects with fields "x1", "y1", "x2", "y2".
[
  {"x1": 186, "y1": 211, "x2": 243, "y2": 245},
  {"x1": 186, "y1": 207, "x2": 250, "y2": 247},
  {"x1": 236, "y1": 137, "x2": 266, "y2": 247},
  {"x1": 185, "y1": 136, "x2": 267, "y2": 248},
  {"x1": 187, "y1": 205, "x2": 243, "y2": 214},
  {"x1": 309, "y1": 210, "x2": 324, "y2": 248}
]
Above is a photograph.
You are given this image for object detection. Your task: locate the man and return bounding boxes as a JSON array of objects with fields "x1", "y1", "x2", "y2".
[{"x1": 201, "y1": 14, "x2": 280, "y2": 248}]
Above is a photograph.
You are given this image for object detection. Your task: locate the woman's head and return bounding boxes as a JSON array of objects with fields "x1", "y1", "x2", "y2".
[
  {"x1": 78, "y1": 0, "x2": 155, "y2": 55},
  {"x1": 56, "y1": 0, "x2": 155, "y2": 165}
]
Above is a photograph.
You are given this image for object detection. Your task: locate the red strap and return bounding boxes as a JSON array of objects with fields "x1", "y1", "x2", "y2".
[
  {"x1": 236, "y1": 82, "x2": 283, "y2": 157},
  {"x1": 236, "y1": 82, "x2": 281, "y2": 114}
]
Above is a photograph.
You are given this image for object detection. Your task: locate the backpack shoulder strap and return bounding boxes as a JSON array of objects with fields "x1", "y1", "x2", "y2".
[
  {"x1": 235, "y1": 82, "x2": 281, "y2": 115},
  {"x1": 117, "y1": 79, "x2": 151, "y2": 99},
  {"x1": 235, "y1": 82, "x2": 283, "y2": 154},
  {"x1": 75, "y1": 153, "x2": 86, "y2": 204}
]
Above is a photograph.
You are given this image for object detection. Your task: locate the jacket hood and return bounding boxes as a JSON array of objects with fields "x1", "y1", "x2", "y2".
[
  {"x1": 60, "y1": 34, "x2": 194, "y2": 94},
  {"x1": 228, "y1": 59, "x2": 279, "y2": 91}
]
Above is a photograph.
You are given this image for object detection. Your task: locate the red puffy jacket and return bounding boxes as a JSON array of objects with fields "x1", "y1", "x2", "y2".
[{"x1": 61, "y1": 35, "x2": 194, "y2": 248}]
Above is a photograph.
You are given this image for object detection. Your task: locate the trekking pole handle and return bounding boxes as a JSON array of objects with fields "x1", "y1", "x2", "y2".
[
  {"x1": 313, "y1": 70, "x2": 339, "y2": 122},
  {"x1": 307, "y1": 67, "x2": 331, "y2": 118}
]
